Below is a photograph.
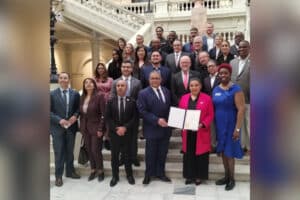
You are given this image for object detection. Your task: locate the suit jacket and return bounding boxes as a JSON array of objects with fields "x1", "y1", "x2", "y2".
[
  {"x1": 230, "y1": 57, "x2": 250, "y2": 104},
  {"x1": 110, "y1": 76, "x2": 142, "y2": 100},
  {"x1": 230, "y1": 45, "x2": 239, "y2": 57},
  {"x1": 216, "y1": 53, "x2": 235, "y2": 65},
  {"x1": 190, "y1": 50, "x2": 207, "y2": 71},
  {"x1": 79, "y1": 94, "x2": 105, "y2": 136},
  {"x1": 209, "y1": 47, "x2": 221, "y2": 60},
  {"x1": 171, "y1": 70, "x2": 201, "y2": 106},
  {"x1": 178, "y1": 92, "x2": 214, "y2": 155},
  {"x1": 140, "y1": 64, "x2": 171, "y2": 89},
  {"x1": 105, "y1": 96, "x2": 138, "y2": 139},
  {"x1": 194, "y1": 64, "x2": 209, "y2": 82},
  {"x1": 137, "y1": 86, "x2": 172, "y2": 139},
  {"x1": 202, "y1": 74, "x2": 221, "y2": 96},
  {"x1": 182, "y1": 42, "x2": 193, "y2": 53},
  {"x1": 50, "y1": 88, "x2": 80, "y2": 134},
  {"x1": 202, "y1": 34, "x2": 216, "y2": 52},
  {"x1": 165, "y1": 51, "x2": 191, "y2": 74}
]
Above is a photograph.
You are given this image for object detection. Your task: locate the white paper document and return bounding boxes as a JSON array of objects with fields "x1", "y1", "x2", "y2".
[
  {"x1": 183, "y1": 109, "x2": 201, "y2": 131},
  {"x1": 167, "y1": 107, "x2": 186, "y2": 129},
  {"x1": 168, "y1": 107, "x2": 201, "y2": 131}
]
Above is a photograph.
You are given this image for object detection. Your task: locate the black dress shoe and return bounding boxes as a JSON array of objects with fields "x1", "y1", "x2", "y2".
[
  {"x1": 66, "y1": 172, "x2": 81, "y2": 179},
  {"x1": 159, "y1": 176, "x2": 171, "y2": 182},
  {"x1": 98, "y1": 172, "x2": 104, "y2": 182},
  {"x1": 132, "y1": 159, "x2": 140, "y2": 167},
  {"x1": 104, "y1": 139, "x2": 111, "y2": 150},
  {"x1": 215, "y1": 177, "x2": 229, "y2": 185},
  {"x1": 127, "y1": 176, "x2": 135, "y2": 185},
  {"x1": 110, "y1": 177, "x2": 119, "y2": 187},
  {"x1": 195, "y1": 180, "x2": 202, "y2": 185},
  {"x1": 225, "y1": 179, "x2": 235, "y2": 191},
  {"x1": 55, "y1": 177, "x2": 63, "y2": 187},
  {"x1": 185, "y1": 179, "x2": 194, "y2": 185},
  {"x1": 88, "y1": 172, "x2": 96, "y2": 181},
  {"x1": 142, "y1": 176, "x2": 151, "y2": 185}
]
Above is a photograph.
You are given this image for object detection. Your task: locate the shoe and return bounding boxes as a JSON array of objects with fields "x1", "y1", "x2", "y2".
[
  {"x1": 142, "y1": 176, "x2": 151, "y2": 185},
  {"x1": 66, "y1": 171, "x2": 81, "y2": 179},
  {"x1": 110, "y1": 177, "x2": 119, "y2": 187},
  {"x1": 195, "y1": 180, "x2": 202, "y2": 185},
  {"x1": 55, "y1": 177, "x2": 63, "y2": 187},
  {"x1": 98, "y1": 172, "x2": 104, "y2": 182},
  {"x1": 225, "y1": 179, "x2": 235, "y2": 191},
  {"x1": 118, "y1": 160, "x2": 124, "y2": 167},
  {"x1": 132, "y1": 159, "x2": 140, "y2": 167},
  {"x1": 127, "y1": 176, "x2": 135, "y2": 185},
  {"x1": 159, "y1": 176, "x2": 171, "y2": 182},
  {"x1": 104, "y1": 140, "x2": 111, "y2": 150},
  {"x1": 88, "y1": 172, "x2": 96, "y2": 181},
  {"x1": 215, "y1": 177, "x2": 229, "y2": 185},
  {"x1": 185, "y1": 179, "x2": 193, "y2": 185}
]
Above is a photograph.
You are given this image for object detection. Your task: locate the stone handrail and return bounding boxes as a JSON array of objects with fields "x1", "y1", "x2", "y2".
[{"x1": 65, "y1": 0, "x2": 146, "y2": 31}]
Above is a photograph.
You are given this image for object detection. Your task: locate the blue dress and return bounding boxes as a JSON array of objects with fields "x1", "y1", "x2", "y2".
[{"x1": 212, "y1": 84, "x2": 243, "y2": 158}]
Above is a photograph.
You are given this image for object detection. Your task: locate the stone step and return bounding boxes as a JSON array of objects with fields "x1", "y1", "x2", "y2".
[
  {"x1": 50, "y1": 161, "x2": 250, "y2": 181},
  {"x1": 138, "y1": 137, "x2": 182, "y2": 149},
  {"x1": 101, "y1": 148, "x2": 250, "y2": 165}
]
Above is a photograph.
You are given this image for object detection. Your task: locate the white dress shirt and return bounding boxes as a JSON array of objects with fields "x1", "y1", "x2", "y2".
[
  {"x1": 207, "y1": 37, "x2": 214, "y2": 52},
  {"x1": 151, "y1": 86, "x2": 166, "y2": 103},
  {"x1": 60, "y1": 87, "x2": 70, "y2": 117},
  {"x1": 238, "y1": 55, "x2": 249, "y2": 75}
]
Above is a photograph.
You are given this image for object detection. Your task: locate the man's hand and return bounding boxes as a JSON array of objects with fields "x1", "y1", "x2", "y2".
[
  {"x1": 116, "y1": 126, "x2": 127, "y2": 136},
  {"x1": 158, "y1": 118, "x2": 168, "y2": 127},
  {"x1": 68, "y1": 115, "x2": 77, "y2": 125},
  {"x1": 59, "y1": 119, "x2": 70, "y2": 128}
]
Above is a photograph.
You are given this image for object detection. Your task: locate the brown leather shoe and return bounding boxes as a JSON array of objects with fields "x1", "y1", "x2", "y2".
[
  {"x1": 66, "y1": 171, "x2": 81, "y2": 179},
  {"x1": 55, "y1": 178, "x2": 63, "y2": 187}
]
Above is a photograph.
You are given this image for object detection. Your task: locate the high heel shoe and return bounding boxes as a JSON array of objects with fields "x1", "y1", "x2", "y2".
[
  {"x1": 88, "y1": 172, "x2": 96, "y2": 181},
  {"x1": 98, "y1": 172, "x2": 104, "y2": 182}
]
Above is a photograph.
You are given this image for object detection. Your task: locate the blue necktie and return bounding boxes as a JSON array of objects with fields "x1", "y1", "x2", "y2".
[
  {"x1": 157, "y1": 88, "x2": 164, "y2": 103},
  {"x1": 63, "y1": 90, "x2": 68, "y2": 118}
]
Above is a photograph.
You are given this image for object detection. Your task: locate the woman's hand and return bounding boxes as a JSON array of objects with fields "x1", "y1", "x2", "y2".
[
  {"x1": 232, "y1": 130, "x2": 240, "y2": 141},
  {"x1": 97, "y1": 131, "x2": 103, "y2": 138}
]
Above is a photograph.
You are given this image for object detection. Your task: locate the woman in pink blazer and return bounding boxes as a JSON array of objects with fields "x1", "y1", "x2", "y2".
[{"x1": 178, "y1": 78, "x2": 214, "y2": 185}]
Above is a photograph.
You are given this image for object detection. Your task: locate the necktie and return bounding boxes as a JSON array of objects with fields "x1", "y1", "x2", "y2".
[
  {"x1": 157, "y1": 88, "x2": 164, "y2": 103},
  {"x1": 119, "y1": 97, "x2": 124, "y2": 122},
  {"x1": 63, "y1": 90, "x2": 68, "y2": 118},
  {"x1": 125, "y1": 78, "x2": 130, "y2": 96},
  {"x1": 175, "y1": 53, "x2": 179, "y2": 66},
  {"x1": 183, "y1": 72, "x2": 188, "y2": 90}
]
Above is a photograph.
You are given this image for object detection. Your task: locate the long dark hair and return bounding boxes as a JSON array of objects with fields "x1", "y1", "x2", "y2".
[
  {"x1": 81, "y1": 78, "x2": 97, "y2": 101},
  {"x1": 95, "y1": 62, "x2": 108, "y2": 81},
  {"x1": 134, "y1": 46, "x2": 148, "y2": 65}
]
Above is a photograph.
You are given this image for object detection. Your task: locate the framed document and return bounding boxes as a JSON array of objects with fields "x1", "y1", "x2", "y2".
[{"x1": 168, "y1": 107, "x2": 201, "y2": 131}]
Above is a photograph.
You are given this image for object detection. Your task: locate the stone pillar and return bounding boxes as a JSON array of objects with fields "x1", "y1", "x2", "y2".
[
  {"x1": 245, "y1": 2, "x2": 250, "y2": 41},
  {"x1": 91, "y1": 31, "x2": 100, "y2": 71}
]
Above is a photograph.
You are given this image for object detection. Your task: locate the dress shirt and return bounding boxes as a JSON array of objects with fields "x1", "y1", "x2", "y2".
[
  {"x1": 210, "y1": 72, "x2": 218, "y2": 88},
  {"x1": 151, "y1": 86, "x2": 166, "y2": 103},
  {"x1": 238, "y1": 55, "x2": 249, "y2": 75},
  {"x1": 122, "y1": 75, "x2": 132, "y2": 96},
  {"x1": 60, "y1": 87, "x2": 70, "y2": 117},
  {"x1": 207, "y1": 36, "x2": 214, "y2": 52}
]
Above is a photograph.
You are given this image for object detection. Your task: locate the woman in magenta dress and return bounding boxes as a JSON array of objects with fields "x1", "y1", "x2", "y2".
[
  {"x1": 94, "y1": 63, "x2": 113, "y2": 149},
  {"x1": 212, "y1": 63, "x2": 245, "y2": 190},
  {"x1": 178, "y1": 78, "x2": 214, "y2": 185}
]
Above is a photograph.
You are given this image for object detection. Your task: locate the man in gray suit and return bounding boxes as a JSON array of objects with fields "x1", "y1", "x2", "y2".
[
  {"x1": 165, "y1": 39, "x2": 191, "y2": 74},
  {"x1": 110, "y1": 60, "x2": 142, "y2": 166},
  {"x1": 50, "y1": 72, "x2": 81, "y2": 187},
  {"x1": 230, "y1": 40, "x2": 250, "y2": 153}
]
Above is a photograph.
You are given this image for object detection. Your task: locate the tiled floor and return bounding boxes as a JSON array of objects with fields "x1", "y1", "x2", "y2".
[{"x1": 50, "y1": 175, "x2": 250, "y2": 200}]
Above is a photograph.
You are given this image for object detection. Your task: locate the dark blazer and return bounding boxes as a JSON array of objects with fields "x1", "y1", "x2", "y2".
[
  {"x1": 230, "y1": 45, "x2": 239, "y2": 57},
  {"x1": 137, "y1": 86, "x2": 171, "y2": 139},
  {"x1": 165, "y1": 51, "x2": 191, "y2": 74},
  {"x1": 194, "y1": 64, "x2": 209, "y2": 82},
  {"x1": 79, "y1": 93, "x2": 105, "y2": 136},
  {"x1": 209, "y1": 47, "x2": 221, "y2": 60},
  {"x1": 216, "y1": 53, "x2": 235, "y2": 65},
  {"x1": 110, "y1": 76, "x2": 142, "y2": 100},
  {"x1": 202, "y1": 74, "x2": 221, "y2": 96},
  {"x1": 105, "y1": 96, "x2": 138, "y2": 139},
  {"x1": 140, "y1": 64, "x2": 171, "y2": 89},
  {"x1": 108, "y1": 61, "x2": 122, "y2": 80},
  {"x1": 50, "y1": 88, "x2": 80, "y2": 134},
  {"x1": 182, "y1": 42, "x2": 193, "y2": 53},
  {"x1": 202, "y1": 34, "x2": 216, "y2": 52},
  {"x1": 171, "y1": 70, "x2": 201, "y2": 106}
]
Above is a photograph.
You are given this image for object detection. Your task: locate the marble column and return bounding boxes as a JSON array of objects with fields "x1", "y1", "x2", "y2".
[{"x1": 91, "y1": 31, "x2": 100, "y2": 71}]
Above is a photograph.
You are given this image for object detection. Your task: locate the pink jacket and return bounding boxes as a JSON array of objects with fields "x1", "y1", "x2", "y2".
[{"x1": 178, "y1": 92, "x2": 214, "y2": 155}]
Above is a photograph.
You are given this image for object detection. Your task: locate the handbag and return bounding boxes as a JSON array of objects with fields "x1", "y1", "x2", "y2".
[{"x1": 78, "y1": 136, "x2": 89, "y2": 165}]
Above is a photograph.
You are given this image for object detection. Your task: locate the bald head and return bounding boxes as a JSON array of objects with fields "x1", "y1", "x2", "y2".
[{"x1": 180, "y1": 56, "x2": 192, "y2": 72}]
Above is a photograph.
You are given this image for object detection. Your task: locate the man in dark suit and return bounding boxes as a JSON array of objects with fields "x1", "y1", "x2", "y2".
[
  {"x1": 106, "y1": 80, "x2": 137, "y2": 187},
  {"x1": 110, "y1": 60, "x2": 142, "y2": 166},
  {"x1": 230, "y1": 40, "x2": 250, "y2": 153},
  {"x1": 182, "y1": 27, "x2": 199, "y2": 53},
  {"x1": 141, "y1": 50, "x2": 171, "y2": 89},
  {"x1": 50, "y1": 72, "x2": 81, "y2": 187},
  {"x1": 230, "y1": 32, "x2": 244, "y2": 57},
  {"x1": 209, "y1": 35, "x2": 223, "y2": 60},
  {"x1": 147, "y1": 38, "x2": 168, "y2": 65},
  {"x1": 190, "y1": 36, "x2": 207, "y2": 70},
  {"x1": 165, "y1": 39, "x2": 191, "y2": 74},
  {"x1": 137, "y1": 71, "x2": 172, "y2": 185},
  {"x1": 202, "y1": 59, "x2": 220, "y2": 152},
  {"x1": 171, "y1": 55, "x2": 200, "y2": 106},
  {"x1": 202, "y1": 22, "x2": 216, "y2": 52},
  {"x1": 194, "y1": 51, "x2": 210, "y2": 82}
]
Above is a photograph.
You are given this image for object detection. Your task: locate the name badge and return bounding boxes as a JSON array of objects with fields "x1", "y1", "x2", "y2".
[{"x1": 215, "y1": 92, "x2": 222, "y2": 96}]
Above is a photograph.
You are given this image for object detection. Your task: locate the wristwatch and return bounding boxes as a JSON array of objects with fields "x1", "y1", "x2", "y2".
[{"x1": 236, "y1": 128, "x2": 240, "y2": 132}]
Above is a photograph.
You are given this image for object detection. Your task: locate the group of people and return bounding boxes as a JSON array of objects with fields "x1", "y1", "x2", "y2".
[{"x1": 50, "y1": 23, "x2": 250, "y2": 192}]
